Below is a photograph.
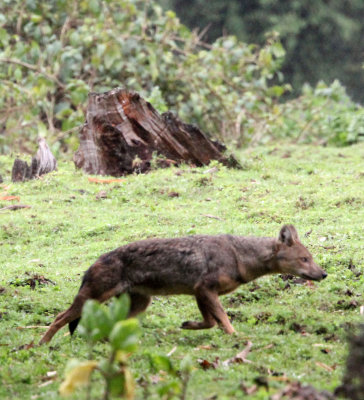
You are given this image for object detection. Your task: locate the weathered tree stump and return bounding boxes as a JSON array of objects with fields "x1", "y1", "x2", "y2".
[
  {"x1": 11, "y1": 137, "x2": 57, "y2": 182},
  {"x1": 74, "y1": 88, "x2": 239, "y2": 176}
]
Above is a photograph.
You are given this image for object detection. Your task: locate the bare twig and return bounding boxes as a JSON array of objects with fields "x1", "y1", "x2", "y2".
[
  {"x1": 222, "y1": 341, "x2": 253, "y2": 366},
  {"x1": 201, "y1": 214, "x2": 224, "y2": 221},
  {"x1": 16, "y1": 3, "x2": 26, "y2": 35},
  {"x1": 16, "y1": 325, "x2": 48, "y2": 330},
  {"x1": 197, "y1": 23, "x2": 212, "y2": 42},
  {"x1": 0, "y1": 204, "x2": 31, "y2": 212},
  {"x1": 167, "y1": 346, "x2": 177, "y2": 357},
  {"x1": 60, "y1": 16, "x2": 71, "y2": 45},
  {"x1": 0, "y1": 58, "x2": 64, "y2": 89}
]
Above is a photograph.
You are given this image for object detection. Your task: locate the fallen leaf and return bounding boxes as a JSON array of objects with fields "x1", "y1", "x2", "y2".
[
  {"x1": 95, "y1": 190, "x2": 107, "y2": 200},
  {"x1": 271, "y1": 381, "x2": 335, "y2": 400},
  {"x1": 198, "y1": 357, "x2": 220, "y2": 370},
  {"x1": 222, "y1": 341, "x2": 253, "y2": 366},
  {"x1": 38, "y1": 381, "x2": 54, "y2": 388},
  {"x1": 315, "y1": 361, "x2": 334, "y2": 372},
  {"x1": 150, "y1": 374, "x2": 163, "y2": 384},
  {"x1": 59, "y1": 360, "x2": 98, "y2": 396},
  {"x1": 281, "y1": 152, "x2": 291, "y2": 159},
  {"x1": 88, "y1": 177, "x2": 125, "y2": 184},
  {"x1": 12, "y1": 341, "x2": 35, "y2": 351},
  {"x1": 9, "y1": 273, "x2": 55, "y2": 290},
  {"x1": 240, "y1": 383, "x2": 258, "y2": 395},
  {"x1": 259, "y1": 343, "x2": 274, "y2": 351},
  {"x1": 195, "y1": 345, "x2": 213, "y2": 351},
  {"x1": 304, "y1": 229, "x2": 313, "y2": 237},
  {"x1": 0, "y1": 195, "x2": 20, "y2": 202},
  {"x1": 201, "y1": 213, "x2": 224, "y2": 221},
  {"x1": 203, "y1": 166, "x2": 219, "y2": 174}
]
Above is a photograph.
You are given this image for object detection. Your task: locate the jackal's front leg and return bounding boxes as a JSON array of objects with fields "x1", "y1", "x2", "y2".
[
  {"x1": 181, "y1": 288, "x2": 235, "y2": 334},
  {"x1": 181, "y1": 295, "x2": 217, "y2": 330}
]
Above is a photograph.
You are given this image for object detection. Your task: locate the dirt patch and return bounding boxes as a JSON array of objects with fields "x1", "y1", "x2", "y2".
[{"x1": 8, "y1": 273, "x2": 55, "y2": 290}]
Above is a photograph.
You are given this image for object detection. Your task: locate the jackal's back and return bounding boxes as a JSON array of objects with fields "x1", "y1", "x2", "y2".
[{"x1": 117, "y1": 235, "x2": 237, "y2": 294}]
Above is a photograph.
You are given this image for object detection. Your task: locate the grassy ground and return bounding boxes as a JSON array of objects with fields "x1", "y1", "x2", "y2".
[{"x1": 0, "y1": 143, "x2": 363, "y2": 399}]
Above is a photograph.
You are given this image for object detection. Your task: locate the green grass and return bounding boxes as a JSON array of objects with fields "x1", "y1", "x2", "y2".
[{"x1": 0, "y1": 143, "x2": 364, "y2": 399}]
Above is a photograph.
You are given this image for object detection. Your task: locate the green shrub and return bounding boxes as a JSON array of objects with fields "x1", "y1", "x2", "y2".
[
  {"x1": 0, "y1": 0, "x2": 286, "y2": 154},
  {"x1": 1, "y1": 0, "x2": 363, "y2": 154}
]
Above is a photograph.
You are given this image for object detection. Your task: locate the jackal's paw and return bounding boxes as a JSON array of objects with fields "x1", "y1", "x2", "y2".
[{"x1": 181, "y1": 320, "x2": 197, "y2": 329}]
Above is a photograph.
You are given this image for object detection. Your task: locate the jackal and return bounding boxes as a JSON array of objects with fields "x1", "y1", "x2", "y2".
[{"x1": 40, "y1": 224, "x2": 327, "y2": 344}]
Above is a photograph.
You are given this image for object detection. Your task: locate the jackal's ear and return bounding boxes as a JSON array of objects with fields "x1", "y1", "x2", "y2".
[{"x1": 279, "y1": 225, "x2": 299, "y2": 246}]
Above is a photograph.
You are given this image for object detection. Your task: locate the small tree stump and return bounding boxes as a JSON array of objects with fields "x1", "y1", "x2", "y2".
[
  {"x1": 74, "y1": 88, "x2": 240, "y2": 176},
  {"x1": 11, "y1": 137, "x2": 57, "y2": 182}
]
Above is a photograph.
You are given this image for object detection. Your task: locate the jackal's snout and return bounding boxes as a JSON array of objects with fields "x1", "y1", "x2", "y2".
[
  {"x1": 277, "y1": 224, "x2": 328, "y2": 282},
  {"x1": 300, "y1": 263, "x2": 327, "y2": 281}
]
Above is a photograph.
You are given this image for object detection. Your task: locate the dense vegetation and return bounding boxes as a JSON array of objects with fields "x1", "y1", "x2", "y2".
[
  {"x1": 160, "y1": 0, "x2": 364, "y2": 102},
  {"x1": 1, "y1": 144, "x2": 364, "y2": 399},
  {"x1": 1, "y1": 0, "x2": 364, "y2": 156}
]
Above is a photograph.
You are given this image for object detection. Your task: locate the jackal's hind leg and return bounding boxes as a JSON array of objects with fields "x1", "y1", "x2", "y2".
[
  {"x1": 128, "y1": 292, "x2": 151, "y2": 317},
  {"x1": 39, "y1": 292, "x2": 86, "y2": 345},
  {"x1": 39, "y1": 282, "x2": 127, "y2": 345}
]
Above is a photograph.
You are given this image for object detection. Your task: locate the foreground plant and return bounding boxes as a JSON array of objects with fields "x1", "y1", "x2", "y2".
[{"x1": 59, "y1": 295, "x2": 140, "y2": 400}]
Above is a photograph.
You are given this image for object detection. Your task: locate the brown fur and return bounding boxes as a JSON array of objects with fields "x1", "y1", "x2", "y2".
[{"x1": 39, "y1": 224, "x2": 327, "y2": 344}]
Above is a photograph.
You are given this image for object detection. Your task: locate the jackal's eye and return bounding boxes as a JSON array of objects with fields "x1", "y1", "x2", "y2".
[{"x1": 301, "y1": 257, "x2": 309, "y2": 263}]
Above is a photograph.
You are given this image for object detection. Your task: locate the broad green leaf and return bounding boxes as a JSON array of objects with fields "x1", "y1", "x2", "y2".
[
  {"x1": 109, "y1": 318, "x2": 140, "y2": 352},
  {"x1": 78, "y1": 300, "x2": 113, "y2": 342},
  {"x1": 148, "y1": 354, "x2": 175, "y2": 374},
  {"x1": 109, "y1": 294, "x2": 130, "y2": 324}
]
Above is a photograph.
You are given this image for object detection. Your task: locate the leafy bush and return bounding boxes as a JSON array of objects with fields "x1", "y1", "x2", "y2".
[
  {"x1": 0, "y1": 0, "x2": 286, "y2": 154},
  {"x1": 1, "y1": 0, "x2": 363, "y2": 155},
  {"x1": 267, "y1": 80, "x2": 364, "y2": 146}
]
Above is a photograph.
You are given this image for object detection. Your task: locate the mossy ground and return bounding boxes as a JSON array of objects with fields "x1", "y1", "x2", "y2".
[{"x1": 0, "y1": 144, "x2": 364, "y2": 399}]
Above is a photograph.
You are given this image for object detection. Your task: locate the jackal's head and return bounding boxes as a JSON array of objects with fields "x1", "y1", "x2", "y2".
[{"x1": 275, "y1": 225, "x2": 327, "y2": 281}]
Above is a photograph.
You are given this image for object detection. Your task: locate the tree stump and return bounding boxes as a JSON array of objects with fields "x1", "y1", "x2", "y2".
[
  {"x1": 74, "y1": 88, "x2": 240, "y2": 176},
  {"x1": 335, "y1": 324, "x2": 364, "y2": 399},
  {"x1": 11, "y1": 137, "x2": 57, "y2": 182}
]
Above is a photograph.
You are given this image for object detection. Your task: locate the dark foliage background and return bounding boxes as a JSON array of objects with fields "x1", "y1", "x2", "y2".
[{"x1": 159, "y1": 0, "x2": 364, "y2": 103}]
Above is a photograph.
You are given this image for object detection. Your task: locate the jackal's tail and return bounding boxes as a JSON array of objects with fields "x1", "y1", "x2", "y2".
[{"x1": 39, "y1": 265, "x2": 128, "y2": 345}]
